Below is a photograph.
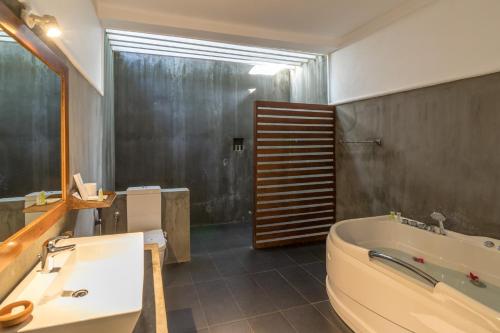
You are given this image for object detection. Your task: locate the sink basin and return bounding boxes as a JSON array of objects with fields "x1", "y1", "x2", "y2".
[{"x1": 1, "y1": 233, "x2": 144, "y2": 333}]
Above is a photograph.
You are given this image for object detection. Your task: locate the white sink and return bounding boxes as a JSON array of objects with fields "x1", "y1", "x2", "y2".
[{"x1": 1, "y1": 233, "x2": 144, "y2": 333}]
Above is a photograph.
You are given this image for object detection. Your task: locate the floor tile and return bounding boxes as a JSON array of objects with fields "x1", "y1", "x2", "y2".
[
  {"x1": 189, "y1": 254, "x2": 221, "y2": 283},
  {"x1": 308, "y1": 243, "x2": 327, "y2": 261},
  {"x1": 163, "y1": 262, "x2": 193, "y2": 287},
  {"x1": 210, "y1": 250, "x2": 248, "y2": 277},
  {"x1": 251, "y1": 270, "x2": 307, "y2": 310},
  {"x1": 167, "y1": 308, "x2": 207, "y2": 333},
  {"x1": 248, "y1": 312, "x2": 297, "y2": 333},
  {"x1": 209, "y1": 320, "x2": 252, "y2": 333},
  {"x1": 164, "y1": 284, "x2": 200, "y2": 310},
  {"x1": 225, "y1": 275, "x2": 277, "y2": 317},
  {"x1": 165, "y1": 284, "x2": 208, "y2": 332},
  {"x1": 314, "y1": 301, "x2": 353, "y2": 333},
  {"x1": 166, "y1": 223, "x2": 346, "y2": 333},
  {"x1": 283, "y1": 304, "x2": 337, "y2": 333},
  {"x1": 301, "y1": 261, "x2": 327, "y2": 285},
  {"x1": 278, "y1": 266, "x2": 328, "y2": 303},
  {"x1": 282, "y1": 245, "x2": 321, "y2": 264},
  {"x1": 195, "y1": 279, "x2": 243, "y2": 325},
  {"x1": 233, "y1": 247, "x2": 295, "y2": 273}
]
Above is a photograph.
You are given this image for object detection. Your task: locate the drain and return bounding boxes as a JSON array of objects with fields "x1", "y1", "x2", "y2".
[{"x1": 71, "y1": 289, "x2": 89, "y2": 298}]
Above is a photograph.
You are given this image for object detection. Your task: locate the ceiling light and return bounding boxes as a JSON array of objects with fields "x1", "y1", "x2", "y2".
[
  {"x1": 22, "y1": 11, "x2": 62, "y2": 38},
  {"x1": 249, "y1": 64, "x2": 290, "y2": 76},
  {"x1": 248, "y1": 88, "x2": 256, "y2": 94}
]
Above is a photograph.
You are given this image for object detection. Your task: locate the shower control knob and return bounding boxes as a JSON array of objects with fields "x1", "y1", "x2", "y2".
[{"x1": 484, "y1": 240, "x2": 495, "y2": 248}]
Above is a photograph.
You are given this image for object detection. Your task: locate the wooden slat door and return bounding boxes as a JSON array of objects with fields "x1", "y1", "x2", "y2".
[{"x1": 253, "y1": 101, "x2": 335, "y2": 249}]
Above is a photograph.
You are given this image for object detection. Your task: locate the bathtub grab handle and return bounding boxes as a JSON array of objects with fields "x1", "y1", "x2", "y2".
[{"x1": 368, "y1": 250, "x2": 439, "y2": 287}]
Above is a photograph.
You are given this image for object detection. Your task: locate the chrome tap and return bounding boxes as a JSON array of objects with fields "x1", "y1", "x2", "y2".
[
  {"x1": 430, "y1": 212, "x2": 447, "y2": 235},
  {"x1": 40, "y1": 235, "x2": 75, "y2": 273}
]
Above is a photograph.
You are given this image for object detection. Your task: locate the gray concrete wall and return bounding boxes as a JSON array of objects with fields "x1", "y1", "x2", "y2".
[
  {"x1": 114, "y1": 53, "x2": 290, "y2": 225},
  {"x1": 0, "y1": 199, "x2": 24, "y2": 241},
  {"x1": 290, "y1": 56, "x2": 328, "y2": 104},
  {"x1": 0, "y1": 41, "x2": 61, "y2": 197},
  {"x1": 336, "y1": 71, "x2": 500, "y2": 239}
]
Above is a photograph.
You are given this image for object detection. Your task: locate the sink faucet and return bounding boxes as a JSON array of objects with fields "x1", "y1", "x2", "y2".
[
  {"x1": 430, "y1": 212, "x2": 447, "y2": 235},
  {"x1": 40, "y1": 235, "x2": 75, "y2": 273}
]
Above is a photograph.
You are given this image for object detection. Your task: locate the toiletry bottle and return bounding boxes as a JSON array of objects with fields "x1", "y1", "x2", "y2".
[
  {"x1": 98, "y1": 188, "x2": 104, "y2": 202},
  {"x1": 37, "y1": 191, "x2": 47, "y2": 205},
  {"x1": 396, "y1": 212, "x2": 402, "y2": 223}
]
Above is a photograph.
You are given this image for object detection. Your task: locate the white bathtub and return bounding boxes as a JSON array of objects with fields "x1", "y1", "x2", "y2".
[{"x1": 326, "y1": 215, "x2": 500, "y2": 333}]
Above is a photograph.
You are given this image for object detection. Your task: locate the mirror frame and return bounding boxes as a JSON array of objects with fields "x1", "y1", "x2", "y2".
[{"x1": 0, "y1": 2, "x2": 69, "y2": 272}]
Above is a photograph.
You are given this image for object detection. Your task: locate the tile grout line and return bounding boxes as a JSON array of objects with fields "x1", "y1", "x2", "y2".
[
  {"x1": 299, "y1": 261, "x2": 327, "y2": 286},
  {"x1": 310, "y1": 300, "x2": 346, "y2": 331},
  {"x1": 275, "y1": 266, "x2": 314, "y2": 304},
  {"x1": 191, "y1": 270, "x2": 211, "y2": 331},
  {"x1": 278, "y1": 309, "x2": 300, "y2": 333},
  {"x1": 212, "y1": 255, "x2": 248, "y2": 324}
]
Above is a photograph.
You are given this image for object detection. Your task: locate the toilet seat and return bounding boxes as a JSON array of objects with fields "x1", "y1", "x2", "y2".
[{"x1": 143, "y1": 229, "x2": 167, "y2": 266}]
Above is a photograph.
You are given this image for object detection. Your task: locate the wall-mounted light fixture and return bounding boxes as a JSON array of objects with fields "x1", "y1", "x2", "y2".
[{"x1": 21, "y1": 10, "x2": 62, "y2": 38}]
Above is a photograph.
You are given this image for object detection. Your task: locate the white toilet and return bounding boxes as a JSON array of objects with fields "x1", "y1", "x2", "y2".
[{"x1": 127, "y1": 186, "x2": 167, "y2": 265}]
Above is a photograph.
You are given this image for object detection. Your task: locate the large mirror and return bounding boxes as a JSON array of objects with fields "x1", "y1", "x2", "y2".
[{"x1": 0, "y1": 27, "x2": 62, "y2": 243}]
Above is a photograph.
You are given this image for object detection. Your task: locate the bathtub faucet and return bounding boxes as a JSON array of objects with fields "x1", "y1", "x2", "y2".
[{"x1": 430, "y1": 212, "x2": 447, "y2": 235}]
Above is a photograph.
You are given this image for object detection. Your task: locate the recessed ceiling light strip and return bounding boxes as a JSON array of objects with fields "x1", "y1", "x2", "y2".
[
  {"x1": 111, "y1": 46, "x2": 295, "y2": 67},
  {"x1": 109, "y1": 40, "x2": 302, "y2": 66},
  {"x1": 107, "y1": 33, "x2": 308, "y2": 64},
  {"x1": 106, "y1": 29, "x2": 318, "y2": 60}
]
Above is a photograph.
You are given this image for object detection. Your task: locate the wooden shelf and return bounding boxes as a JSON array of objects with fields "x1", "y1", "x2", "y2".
[
  {"x1": 23, "y1": 199, "x2": 62, "y2": 214},
  {"x1": 70, "y1": 191, "x2": 117, "y2": 210}
]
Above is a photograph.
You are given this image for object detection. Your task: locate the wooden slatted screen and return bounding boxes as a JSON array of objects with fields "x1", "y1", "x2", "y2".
[{"x1": 253, "y1": 101, "x2": 335, "y2": 249}]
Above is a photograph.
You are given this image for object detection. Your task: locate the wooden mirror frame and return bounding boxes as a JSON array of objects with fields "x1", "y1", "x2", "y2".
[{"x1": 0, "y1": 2, "x2": 69, "y2": 272}]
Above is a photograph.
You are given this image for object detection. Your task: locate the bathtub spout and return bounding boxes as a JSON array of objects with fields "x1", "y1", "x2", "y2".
[{"x1": 430, "y1": 212, "x2": 447, "y2": 235}]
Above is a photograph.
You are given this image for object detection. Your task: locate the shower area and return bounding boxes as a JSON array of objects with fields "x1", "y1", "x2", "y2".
[{"x1": 110, "y1": 29, "x2": 331, "y2": 242}]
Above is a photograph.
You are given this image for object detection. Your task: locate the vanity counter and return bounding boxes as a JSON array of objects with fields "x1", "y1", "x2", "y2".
[{"x1": 134, "y1": 244, "x2": 168, "y2": 333}]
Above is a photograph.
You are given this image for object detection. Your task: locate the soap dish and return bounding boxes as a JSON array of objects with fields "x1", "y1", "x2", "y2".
[{"x1": 0, "y1": 300, "x2": 33, "y2": 328}]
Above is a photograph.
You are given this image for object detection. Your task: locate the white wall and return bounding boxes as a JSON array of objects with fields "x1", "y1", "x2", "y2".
[
  {"x1": 329, "y1": 0, "x2": 500, "y2": 104},
  {"x1": 26, "y1": 0, "x2": 104, "y2": 94}
]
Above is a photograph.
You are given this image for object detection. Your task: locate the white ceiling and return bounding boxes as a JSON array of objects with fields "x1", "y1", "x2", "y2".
[{"x1": 94, "y1": 0, "x2": 433, "y2": 54}]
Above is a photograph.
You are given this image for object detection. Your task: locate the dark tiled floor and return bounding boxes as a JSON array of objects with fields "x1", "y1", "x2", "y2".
[{"x1": 163, "y1": 223, "x2": 353, "y2": 333}]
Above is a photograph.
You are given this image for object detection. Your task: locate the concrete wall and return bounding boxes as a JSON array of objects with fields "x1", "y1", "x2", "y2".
[
  {"x1": 114, "y1": 52, "x2": 290, "y2": 225},
  {"x1": 0, "y1": 41, "x2": 61, "y2": 197},
  {"x1": 336, "y1": 71, "x2": 500, "y2": 239},
  {"x1": 0, "y1": 199, "x2": 24, "y2": 241},
  {"x1": 290, "y1": 55, "x2": 328, "y2": 104},
  {"x1": 329, "y1": 0, "x2": 500, "y2": 104}
]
